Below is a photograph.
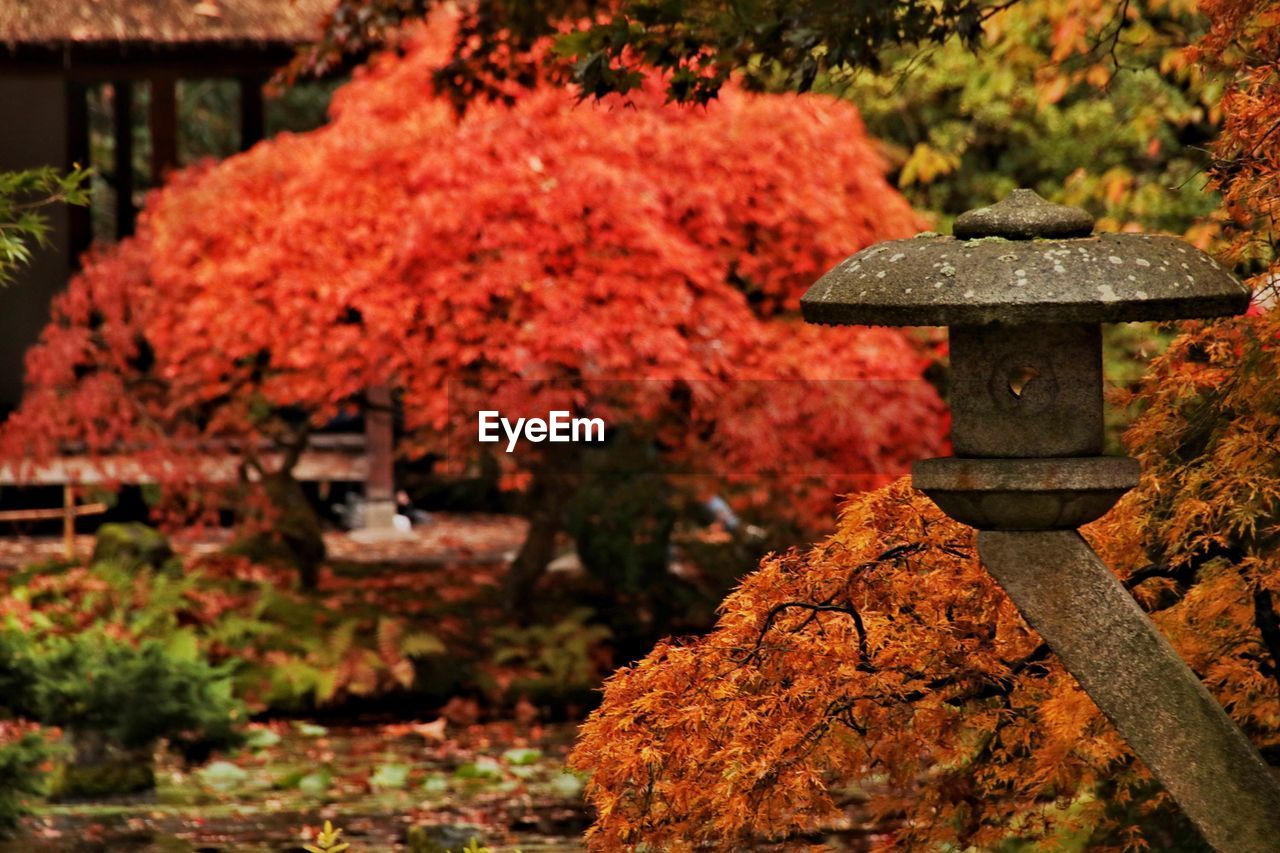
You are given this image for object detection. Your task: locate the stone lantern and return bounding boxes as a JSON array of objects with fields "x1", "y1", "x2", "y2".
[{"x1": 802, "y1": 189, "x2": 1280, "y2": 853}]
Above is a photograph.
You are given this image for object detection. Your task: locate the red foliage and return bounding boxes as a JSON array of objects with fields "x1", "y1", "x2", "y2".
[{"x1": 1, "y1": 21, "x2": 944, "y2": 531}]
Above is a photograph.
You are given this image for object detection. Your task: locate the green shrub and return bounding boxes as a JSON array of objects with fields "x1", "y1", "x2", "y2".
[
  {"x1": 90, "y1": 522, "x2": 176, "y2": 574},
  {"x1": 0, "y1": 724, "x2": 50, "y2": 836},
  {"x1": 490, "y1": 608, "x2": 612, "y2": 703},
  {"x1": 209, "y1": 588, "x2": 443, "y2": 711},
  {"x1": 4, "y1": 554, "x2": 445, "y2": 714},
  {"x1": 0, "y1": 628, "x2": 242, "y2": 763}
]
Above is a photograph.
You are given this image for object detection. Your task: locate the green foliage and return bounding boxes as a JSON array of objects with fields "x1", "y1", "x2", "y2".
[
  {"x1": 6, "y1": 530, "x2": 621, "y2": 722},
  {"x1": 58, "y1": 558, "x2": 202, "y2": 641},
  {"x1": 502, "y1": 747, "x2": 542, "y2": 766},
  {"x1": 557, "y1": 0, "x2": 1001, "y2": 104},
  {"x1": 90, "y1": 522, "x2": 176, "y2": 574},
  {"x1": 197, "y1": 759, "x2": 250, "y2": 792},
  {"x1": 297, "y1": 768, "x2": 333, "y2": 796},
  {"x1": 300, "y1": 0, "x2": 1007, "y2": 108},
  {"x1": 304, "y1": 819, "x2": 351, "y2": 853},
  {"x1": 454, "y1": 757, "x2": 502, "y2": 780},
  {"x1": 0, "y1": 726, "x2": 50, "y2": 836},
  {"x1": 0, "y1": 628, "x2": 241, "y2": 762},
  {"x1": 221, "y1": 589, "x2": 442, "y2": 709},
  {"x1": 1102, "y1": 321, "x2": 1176, "y2": 454},
  {"x1": 838, "y1": 4, "x2": 1219, "y2": 235},
  {"x1": 177, "y1": 78, "x2": 343, "y2": 163},
  {"x1": 6, "y1": 551, "x2": 446, "y2": 712},
  {"x1": 490, "y1": 608, "x2": 612, "y2": 701},
  {"x1": 0, "y1": 167, "x2": 91, "y2": 286},
  {"x1": 0, "y1": 585, "x2": 241, "y2": 801},
  {"x1": 823, "y1": 0, "x2": 1206, "y2": 462},
  {"x1": 369, "y1": 761, "x2": 412, "y2": 789}
]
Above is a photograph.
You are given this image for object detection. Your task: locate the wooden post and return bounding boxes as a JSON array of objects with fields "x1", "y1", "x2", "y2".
[
  {"x1": 364, "y1": 385, "x2": 396, "y2": 529},
  {"x1": 149, "y1": 78, "x2": 178, "y2": 183},
  {"x1": 113, "y1": 81, "x2": 135, "y2": 238},
  {"x1": 238, "y1": 75, "x2": 266, "y2": 152},
  {"x1": 62, "y1": 484, "x2": 75, "y2": 560}
]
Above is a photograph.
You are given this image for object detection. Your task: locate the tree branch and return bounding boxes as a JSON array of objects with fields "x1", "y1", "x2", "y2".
[{"x1": 744, "y1": 601, "x2": 870, "y2": 666}]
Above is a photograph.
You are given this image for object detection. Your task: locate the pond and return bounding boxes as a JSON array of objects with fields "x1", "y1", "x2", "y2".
[{"x1": 9, "y1": 720, "x2": 587, "y2": 852}]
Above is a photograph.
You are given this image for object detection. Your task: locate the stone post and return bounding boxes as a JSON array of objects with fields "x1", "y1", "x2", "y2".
[{"x1": 801, "y1": 189, "x2": 1280, "y2": 852}]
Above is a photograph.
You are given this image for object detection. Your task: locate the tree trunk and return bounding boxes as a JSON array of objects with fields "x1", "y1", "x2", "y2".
[
  {"x1": 262, "y1": 468, "x2": 326, "y2": 590},
  {"x1": 501, "y1": 450, "x2": 580, "y2": 618}
]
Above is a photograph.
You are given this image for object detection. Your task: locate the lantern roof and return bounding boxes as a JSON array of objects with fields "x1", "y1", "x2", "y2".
[{"x1": 800, "y1": 189, "x2": 1250, "y2": 327}]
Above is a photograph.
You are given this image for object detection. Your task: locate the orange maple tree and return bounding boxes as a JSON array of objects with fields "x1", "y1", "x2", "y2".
[
  {"x1": 0, "y1": 21, "x2": 945, "y2": 595},
  {"x1": 571, "y1": 2, "x2": 1280, "y2": 848}
]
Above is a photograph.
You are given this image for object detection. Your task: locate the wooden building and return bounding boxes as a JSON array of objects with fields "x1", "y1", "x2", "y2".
[{"x1": 0, "y1": 0, "x2": 331, "y2": 408}]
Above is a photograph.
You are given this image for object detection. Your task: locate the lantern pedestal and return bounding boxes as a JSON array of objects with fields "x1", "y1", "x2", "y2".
[
  {"x1": 912, "y1": 456, "x2": 1137, "y2": 530},
  {"x1": 980, "y1": 531, "x2": 1280, "y2": 853}
]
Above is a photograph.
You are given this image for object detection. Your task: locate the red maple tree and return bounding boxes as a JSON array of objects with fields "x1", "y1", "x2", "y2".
[{"x1": 1, "y1": 21, "x2": 945, "y2": 597}]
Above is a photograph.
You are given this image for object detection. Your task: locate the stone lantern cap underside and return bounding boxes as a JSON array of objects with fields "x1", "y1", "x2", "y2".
[{"x1": 801, "y1": 191, "x2": 1250, "y2": 327}]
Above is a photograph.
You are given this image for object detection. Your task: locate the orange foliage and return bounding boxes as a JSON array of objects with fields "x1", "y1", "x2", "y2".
[
  {"x1": 1194, "y1": 0, "x2": 1280, "y2": 269},
  {"x1": 571, "y1": 470, "x2": 1280, "y2": 847},
  {"x1": 573, "y1": 482, "x2": 1148, "y2": 848},
  {"x1": 572, "y1": 3, "x2": 1280, "y2": 848}
]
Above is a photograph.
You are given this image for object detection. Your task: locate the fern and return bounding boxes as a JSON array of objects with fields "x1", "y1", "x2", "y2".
[
  {"x1": 400, "y1": 631, "x2": 446, "y2": 658},
  {"x1": 326, "y1": 619, "x2": 358, "y2": 660}
]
